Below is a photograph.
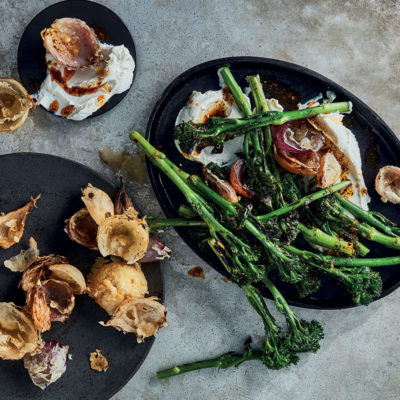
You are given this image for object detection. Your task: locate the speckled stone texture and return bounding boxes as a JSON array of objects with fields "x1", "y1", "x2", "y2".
[{"x1": 1, "y1": 1, "x2": 400, "y2": 399}]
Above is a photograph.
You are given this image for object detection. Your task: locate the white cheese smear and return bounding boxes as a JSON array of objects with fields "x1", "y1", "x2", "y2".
[{"x1": 35, "y1": 43, "x2": 135, "y2": 121}]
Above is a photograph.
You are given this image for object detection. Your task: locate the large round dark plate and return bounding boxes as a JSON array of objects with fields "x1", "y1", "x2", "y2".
[
  {"x1": 17, "y1": 0, "x2": 136, "y2": 119},
  {"x1": 0, "y1": 153, "x2": 162, "y2": 399},
  {"x1": 146, "y1": 56, "x2": 400, "y2": 309}
]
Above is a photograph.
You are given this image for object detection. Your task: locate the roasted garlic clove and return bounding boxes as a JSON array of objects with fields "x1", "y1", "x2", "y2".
[
  {"x1": 81, "y1": 184, "x2": 115, "y2": 225},
  {"x1": 0, "y1": 302, "x2": 38, "y2": 360},
  {"x1": 0, "y1": 196, "x2": 39, "y2": 249},
  {"x1": 105, "y1": 297, "x2": 167, "y2": 343},
  {"x1": 26, "y1": 285, "x2": 51, "y2": 332},
  {"x1": 138, "y1": 236, "x2": 172, "y2": 263},
  {"x1": 49, "y1": 264, "x2": 87, "y2": 295},
  {"x1": 20, "y1": 255, "x2": 68, "y2": 292},
  {"x1": 26, "y1": 280, "x2": 75, "y2": 332},
  {"x1": 317, "y1": 152, "x2": 342, "y2": 188},
  {"x1": 41, "y1": 18, "x2": 100, "y2": 69},
  {"x1": 4, "y1": 237, "x2": 39, "y2": 272},
  {"x1": 0, "y1": 78, "x2": 34, "y2": 133},
  {"x1": 65, "y1": 208, "x2": 98, "y2": 249},
  {"x1": 375, "y1": 166, "x2": 400, "y2": 204},
  {"x1": 202, "y1": 166, "x2": 239, "y2": 203},
  {"x1": 24, "y1": 341, "x2": 69, "y2": 390},
  {"x1": 87, "y1": 258, "x2": 148, "y2": 315},
  {"x1": 96, "y1": 215, "x2": 149, "y2": 264},
  {"x1": 273, "y1": 145, "x2": 320, "y2": 176}
]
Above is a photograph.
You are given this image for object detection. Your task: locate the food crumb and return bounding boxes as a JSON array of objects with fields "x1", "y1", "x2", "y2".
[
  {"x1": 90, "y1": 349, "x2": 108, "y2": 372},
  {"x1": 68, "y1": 354, "x2": 73, "y2": 360},
  {"x1": 188, "y1": 266, "x2": 205, "y2": 279},
  {"x1": 221, "y1": 277, "x2": 229, "y2": 282}
]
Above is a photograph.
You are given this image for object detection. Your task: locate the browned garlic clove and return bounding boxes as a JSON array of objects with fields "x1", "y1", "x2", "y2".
[
  {"x1": 0, "y1": 196, "x2": 39, "y2": 249},
  {"x1": 81, "y1": 184, "x2": 115, "y2": 225},
  {"x1": 26, "y1": 279, "x2": 75, "y2": 332},
  {"x1": 4, "y1": 237, "x2": 39, "y2": 272},
  {"x1": 138, "y1": 236, "x2": 172, "y2": 263},
  {"x1": 104, "y1": 297, "x2": 167, "y2": 343},
  {"x1": 202, "y1": 166, "x2": 239, "y2": 203},
  {"x1": 20, "y1": 255, "x2": 68, "y2": 293},
  {"x1": 64, "y1": 208, "x2": 98, "y2": 249},
  {"x1": 96, "y1": 215, "x2": 149, "y2": 264},
  {"x1": 41, "y1": 18, "x2": 100, "y2": 69},
  {"x1": 87, "y1": 258, "x2": 148, "y2": 315},
  {"x1": 375, "y1": 166, "x2": 400, "y2": 204},
  {"x1": 0, "y1": 78, "x2": 34, "y2": 133},
  {"x1": 317, "y1": 152, "x2": 342, "y2": 188},
  {"x1": 0, "y1": 302, "x2": 38, "y2": 360},
  {"x1": 24, "y1": 341, "x2": 69, "y2": 390},
  {"x1": 49, "y1": 264, "x2": 87, "y2": 295}
]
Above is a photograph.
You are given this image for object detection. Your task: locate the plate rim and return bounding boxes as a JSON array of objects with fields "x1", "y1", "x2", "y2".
[
  {"x1": 145, "y1": 55, "x2": 400, "y2": 310},
  {"x1": 0, "y1": 151, "x2": 162, "y2": 399},
  {"x1": 16, "y1": 0, "x2": 137, "y2": 121}
]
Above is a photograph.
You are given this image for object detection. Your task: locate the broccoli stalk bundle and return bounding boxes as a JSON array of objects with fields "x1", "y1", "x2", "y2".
[{"x1": 129, "y1": 67, "x2": 400, "y2": 379}]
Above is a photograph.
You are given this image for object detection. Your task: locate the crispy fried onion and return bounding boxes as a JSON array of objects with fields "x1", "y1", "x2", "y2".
[
  {"x1": 65, "y1": 208, "x2": 98, "y2": 250},
  {"x1": 41, "y1": 18, "x2": 100, "y2": 69},
  {"x1": 104, "y1": 297, "x2": 167, "y2": 343},
  {"x1": 24, "y1": 341, "x2": 69, "y2": 390},
  {"x1": 0, "y1": 302, "x2": 38, "y2": 360},
  {"x1": 97, "y1": 215, "x2": 149, "y2": 265},
  {"x1": 4, "y1": 237, "x2": 39, "y2": 272},
  {"x1": 375, "y1": 166, "x2": 400, "y2": 204},
  {"x1": 87, "y1": 258, "x2": 148, "y2": 315},
  {"x1": 26, "y1": 280, "x2": 75, "y2": 332},
  {"x1": 0, "y1": 196, "x2": 39, "y2": 249},
  {"x1": 81, "y1": 183, "x2": 115, "y2": 225}
]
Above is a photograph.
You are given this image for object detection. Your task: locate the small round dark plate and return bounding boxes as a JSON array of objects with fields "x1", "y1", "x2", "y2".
[
  {"x1": 146, "y1": 56, "x2": 400, "y2": 309},
  {"x1": 0, "y1": 153, "x2": 162, "y2": 399},
  {"x1": 17, "y1": 0, "x2": 136, "y2": 119}
]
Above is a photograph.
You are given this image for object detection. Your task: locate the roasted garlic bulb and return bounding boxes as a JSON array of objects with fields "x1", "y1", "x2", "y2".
[
  {"x1": 24, "y1": 341, "x2": 69, "y2": 390},
  {"x1": 64, "y1": 208, "x2": 98, "y2": 249},
  {"x1": 0, "y1": 302, "x2": 38, "y2": 360},
  {"x1": 87, "y1": 258, "x2": 148, "y2": 315},
  {"x1": 0, "y1": 196, "x2": 39, "y2": 249},
  {"x1": 375, "y1": 166, "x2": 400, "y2": 204},
  {"x1": 0, "y1": 78, "x2": 34, "y2": 133},
  {"x1": 97, "y1": 215, "x2": 149, "y2": 264},
  {"x1": 105, "y1": 297, "x2": 167, "y2": 343},
  {"x1": 41, "y1": 18, "x2": 100, "y2": 69}
]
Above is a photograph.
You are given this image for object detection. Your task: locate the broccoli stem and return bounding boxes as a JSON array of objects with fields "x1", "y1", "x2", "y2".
[
  {"x1": 185, "y1": 102, "x2": 350, "y2": 139},
  {"x1": 157, "y1": 348, "x2": 262, "y2": 379},
  {"x1": 283, "y1": 244, "x2": 400, "y2": 267},
  {"x1": 164, "y1": 158, "x2": 238, "y2": 217},
  {"x1": 333, "y1": 193, "x2": 400, "y2": 237},
  {"x1": 147, "y1": 217, "x2": 207, "y2": 232},
  {"x1": 257, "y1": 181, "x2": 351, "y2": 221},
  {"x1": 298, "y1": 223, "x2": 354, "y2": 256},
  {"x1": 219, "y1": 67, "x2": 252, "y2": 116}
]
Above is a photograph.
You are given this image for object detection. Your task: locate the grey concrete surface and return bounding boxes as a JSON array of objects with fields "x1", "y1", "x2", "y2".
[{"x1": 1, "y1": 1, "x2": 400, "y2": 399}]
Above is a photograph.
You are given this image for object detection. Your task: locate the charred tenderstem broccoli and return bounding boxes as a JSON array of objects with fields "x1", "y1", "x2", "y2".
[
  {"x1": 174, "y1": 101, "x2": 351, "y2": 154},
  {"x1": 314, "y1": 195, "x2": 400, "y2": 250}
]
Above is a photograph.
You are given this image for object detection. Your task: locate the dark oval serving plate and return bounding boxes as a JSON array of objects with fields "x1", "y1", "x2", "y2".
[
  {"x1": 146, "y1": 56, "x2": 400, "y2": 309},
  {"x1": 17, "y1": 0, "x2": 136, "y2": 119},
  {"x1": 0, "y1": 153, "x2": 162, "y2": 399}
]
